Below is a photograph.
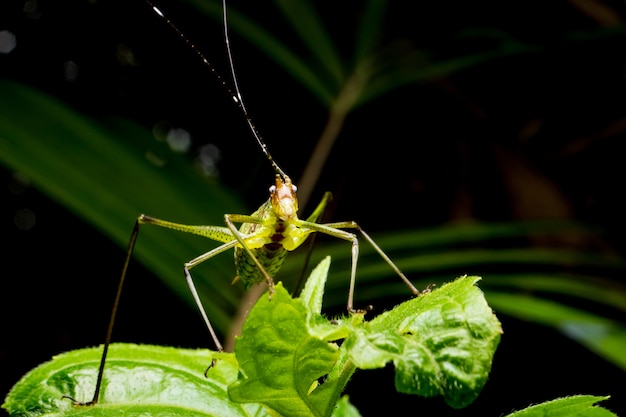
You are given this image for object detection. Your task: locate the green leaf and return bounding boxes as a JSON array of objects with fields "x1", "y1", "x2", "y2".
[
  {"x1": 343, "y1": 276, "x2": 502, "y2": 409},
  {"x1": 229, "y1": 281, "x2": 342, "y2": 417},
  {"x1": 330, "y1": 396, "x2": 362, "y2": 417},
  {"x1": 299, "y1": 256, "x2": 330, "y2": 315},
  {"x1": 504, "y1": 395, "x2": 615, "y2": 417},
  {"x1": 5, "y1": 261, "x2": 502, "y2": 416},
  {"x1": 230, "y1": 263, "x2": 501, "y2": 413},
  {"x1": 300, "y1": 257, "x2": 351, "y2": 343},
  {"x1": 2, "y1": 344, "x2": 268, "y2": 417}
]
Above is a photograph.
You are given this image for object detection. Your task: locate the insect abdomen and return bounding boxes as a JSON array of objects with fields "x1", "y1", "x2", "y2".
[{"x1": 235, "y1": 245, "x2": 287, "y2": 288}]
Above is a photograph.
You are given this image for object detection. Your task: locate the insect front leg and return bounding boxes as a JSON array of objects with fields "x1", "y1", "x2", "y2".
[
  {"x1": 287, "y1": 220, "x2": 366, "y2": 313},
  {"x1": 224, "y1": 213, "x2": 277, "y2": 295},
  {"x1": 137, "y1": 214, "x2": 238, "y2": 353}
]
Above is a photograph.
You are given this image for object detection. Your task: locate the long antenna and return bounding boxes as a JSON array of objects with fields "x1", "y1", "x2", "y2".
[{"x1": 144, "y1": 0, "x2": 287, "y2": 180}]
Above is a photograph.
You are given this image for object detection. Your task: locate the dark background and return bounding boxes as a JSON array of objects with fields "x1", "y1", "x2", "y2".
[{"x1": 1, "y1": 0, "x2": 625, "y2": 415}]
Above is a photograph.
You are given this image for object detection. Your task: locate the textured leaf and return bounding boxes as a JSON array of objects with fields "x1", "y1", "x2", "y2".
[
  {"x1": 2, "y1": 344, "x2": 267, "y2": 417},
  {"x1": 230, "y1": 266, "x2": 501, "y2": 413},
  {"x1": 299, "y1": 256, "x2": 331, "y2": 315},
  {"x1": 343, "y1": 276, "x2": 502, "y2": 409},
  {"x1": 505, "y1": 395, "x2": 614, "y2": 417},
  {"x1": 330, "y1": 396, "x2": 362, "y2": 417},
  {"x1": 229, "y1": 282, "x2": 342, "y2": 417},
  {"x1": 4, "y1": 261, "x2": 502, "y2": 417}
]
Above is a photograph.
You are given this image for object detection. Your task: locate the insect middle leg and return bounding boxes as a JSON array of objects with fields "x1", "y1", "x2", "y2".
[{"x1": 139, "y1": 213, "x2": 277, "y2": 344}]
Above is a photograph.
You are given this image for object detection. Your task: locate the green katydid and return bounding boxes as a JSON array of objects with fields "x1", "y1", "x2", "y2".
[{"x1": 69, "y1": 0, "x2": 421, "y2": 406}]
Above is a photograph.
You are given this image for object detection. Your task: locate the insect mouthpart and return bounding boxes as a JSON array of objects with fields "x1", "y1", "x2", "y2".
[{"x1": 271, "y1": 175, "x2": 299, "y2": 220}]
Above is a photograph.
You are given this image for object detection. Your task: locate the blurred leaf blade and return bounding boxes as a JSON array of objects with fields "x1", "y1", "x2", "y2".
[
  {"x1": 279, "y1": 221, "x2": 625, "y2": 303},
  {"x1": 485, "y1": 274, "x2": 626, "y2": 312},
  {"x1": 353, "y1": 0, "x2": 387, "y2": 64},
  {"x1": 285, "y1": 245, "x2": 625, "y2": 288},
  {"x1": 273, "y1": 0, "x2": 345, "y2": 86},
  {"x1": 486, "y1": 292, "x2": 626, "y2": 371},
  {"x1": 184, "y1": 0, "x2": 336, "y2": 105},
  {"x1": 0, "y1": 78, "x2": 247, "y2": 332}
]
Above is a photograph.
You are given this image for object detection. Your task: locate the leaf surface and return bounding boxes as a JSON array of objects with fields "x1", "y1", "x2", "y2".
[
  {"x1": 505, "y1": 395, "x2": 615, "y2": 417},
  {"x1": 2, "y1": 344, "x2": 267, "y2": 417},
  {"x1": 344, "y1": 276, "x2": 502, "y2": 409}
]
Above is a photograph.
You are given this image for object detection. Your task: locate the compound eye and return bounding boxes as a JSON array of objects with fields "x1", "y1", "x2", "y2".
[
  {"x1": 269, "y1": 185, "x2": 276, "y2": 194},
  {"x1": 291, "y1": 184, "x2": 298, "y2": 193}
]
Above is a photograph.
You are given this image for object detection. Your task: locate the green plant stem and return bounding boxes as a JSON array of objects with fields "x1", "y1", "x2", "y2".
[{"x1": 297, "y1": 69, "x2": 367, "y2": 211}]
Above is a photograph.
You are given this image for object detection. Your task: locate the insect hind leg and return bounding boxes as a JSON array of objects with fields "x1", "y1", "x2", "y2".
[
  {"x1": 320, "y1": 220, "x2": 420, "y2": 295},
  {"x1": 352, "y1": 223, "x2": 421, "y2": 296},
  {"x1": 295, "y1": 219, "x2": 421, "y2": 314},
  {"x1": 64, "y1": 218, "x2": 142, "y2": 406}
]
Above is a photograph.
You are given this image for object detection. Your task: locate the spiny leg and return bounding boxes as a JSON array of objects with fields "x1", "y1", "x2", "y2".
[{"x1": 283, "y1": 218, "x2": 364, "y2": 313}]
